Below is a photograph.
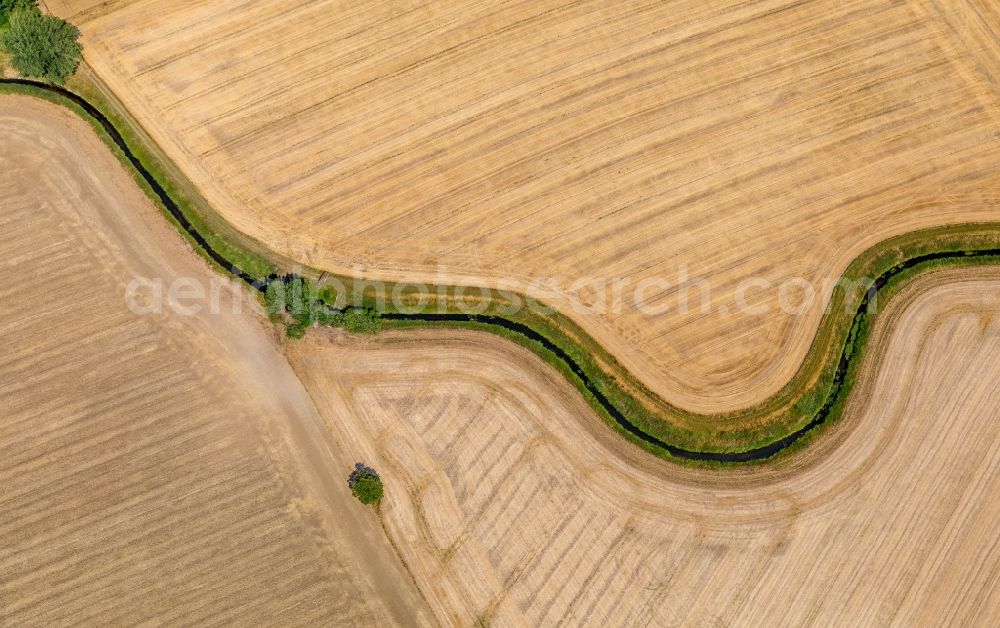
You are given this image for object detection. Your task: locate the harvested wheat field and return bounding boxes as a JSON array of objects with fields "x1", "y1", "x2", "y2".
[
  {"x1": 54, "y1": 0, "x2": 1000, "y2": 413},
  {"x1": 0, "y1": 95, "x2": 432, "y2": 625},
  {"x1": 288, "y1": 266, "x2": 1000, "y2": 626}
]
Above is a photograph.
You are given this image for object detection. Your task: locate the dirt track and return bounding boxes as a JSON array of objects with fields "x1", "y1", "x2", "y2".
[
  {"x1": 0, "y1": 95, "x2": 431, "y2": 625},
  {"x1": 60, "y1": 0, "x2": 1000, "y2": 413},
  {"x1": 288, "y1": 267, "x2": 1000, "y2": 625}
]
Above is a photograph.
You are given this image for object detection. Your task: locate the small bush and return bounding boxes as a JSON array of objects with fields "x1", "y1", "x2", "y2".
[
  {"x1": 285, "y1": 277, "x2": 314, "y2": 325},
  {"x1": 315, "y1": 306, "x2": 343, "y2": 327},
  {"x1": 285, "y1": 320, "x2": 310, "y2": 339},
  {"x1": 264, "y1": 280, "x2": 286, "y2": 322},
  {"x1": 348, "y1": 463, "x2": 383, "y2": 505},
  {"x1": 2, "y1": 7, "x2": 81, "y2": 84},
  {"x1": 343, "y1": 307, "x2": 382, "y2": 334},
  {"x1": 316, "y1": 284, "x2": 337, "y2": 305}
]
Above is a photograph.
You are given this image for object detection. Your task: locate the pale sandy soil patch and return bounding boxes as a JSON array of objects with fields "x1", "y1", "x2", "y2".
[
  {"x1": 288, "y1": 267, "x2": 1000, "y2": 625},
  {"x1": 0, "y1": 95, "x2": 431, "y2": 625}
]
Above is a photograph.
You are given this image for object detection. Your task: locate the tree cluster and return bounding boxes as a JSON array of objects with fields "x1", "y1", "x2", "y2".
[{"x1": 263, "y1": 276, "x2": 382, "y2": 339}]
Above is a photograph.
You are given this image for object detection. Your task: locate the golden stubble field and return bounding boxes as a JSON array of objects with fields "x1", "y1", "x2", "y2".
[
  {"x1": 288, "y1": 266, "x2": 1000, "y2": 626},
  {"x1": 52, "y1": 0, "x2": 1000, "y2": 413},
  {"x1": 0, "y1": 96, "x2": 432, "y2": 625}
]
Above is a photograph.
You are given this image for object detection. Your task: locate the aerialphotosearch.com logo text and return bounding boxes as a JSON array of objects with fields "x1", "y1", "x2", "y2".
[{"x1": 124, "y1": 264, "x2": 878, "y2": 320}]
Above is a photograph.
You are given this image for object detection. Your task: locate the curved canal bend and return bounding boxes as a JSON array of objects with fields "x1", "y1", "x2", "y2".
[{"x1": 5, "y1": 77, "x2": 1000, "y2": 463}]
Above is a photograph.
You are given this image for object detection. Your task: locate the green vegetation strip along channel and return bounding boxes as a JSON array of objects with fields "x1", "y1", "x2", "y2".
[{"x1": 5, "y1": 77, "x2": 1000, "y2": 464}]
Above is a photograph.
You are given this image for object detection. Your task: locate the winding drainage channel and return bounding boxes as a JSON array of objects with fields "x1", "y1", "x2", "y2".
[{"x1": 6, "y1": 77, "x2": 1000, "y2": 463}]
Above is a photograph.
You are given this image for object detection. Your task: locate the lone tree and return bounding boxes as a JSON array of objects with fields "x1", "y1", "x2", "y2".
[
  {"x1": 2, "y1": 7, "x2": 81, "y2": 84},
  {"x1": 348, "y1": 463, "x2": 383, "y2": 505}
]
